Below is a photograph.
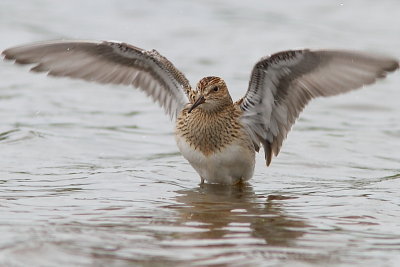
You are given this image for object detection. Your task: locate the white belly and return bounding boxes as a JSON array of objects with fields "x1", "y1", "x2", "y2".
[{"x1": 175, "y1": 135, "x2": 255, "y2": 184}]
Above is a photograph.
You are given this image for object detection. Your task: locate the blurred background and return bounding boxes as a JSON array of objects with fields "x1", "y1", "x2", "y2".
[{"x1": 1, "y1": 0, "x2": 399, "y2": 266}]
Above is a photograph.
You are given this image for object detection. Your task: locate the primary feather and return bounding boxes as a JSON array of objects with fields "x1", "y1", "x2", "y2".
[{"x1": 2, "y1": 40, "x2": 193, "y2": 119}]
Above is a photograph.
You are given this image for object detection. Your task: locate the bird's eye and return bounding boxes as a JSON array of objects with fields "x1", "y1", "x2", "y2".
[{"x1": 213, "y1": 86, "x2": 219, "y2": 92}]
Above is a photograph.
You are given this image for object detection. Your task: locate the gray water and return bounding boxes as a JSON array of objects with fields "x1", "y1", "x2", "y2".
[{"x1": 1, "y1": 0, "x2": 400, "y2": 266}]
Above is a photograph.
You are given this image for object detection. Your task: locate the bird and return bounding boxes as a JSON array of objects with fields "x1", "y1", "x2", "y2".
[{"x1": 2, "y1": 40, "x2": 399, "y2": 185}]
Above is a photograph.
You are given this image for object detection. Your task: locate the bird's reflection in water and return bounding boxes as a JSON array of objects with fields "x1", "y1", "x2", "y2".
[{"x1": 170, "y1": 183, "x2": 309, "y2": 246}]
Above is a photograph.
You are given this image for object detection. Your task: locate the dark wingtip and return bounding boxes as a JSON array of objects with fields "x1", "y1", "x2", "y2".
[
  {"x1": 266, "y1": 156, "x2": 272, "y2": 166},
  {"x1": 384, "y1": 59, "x2": 400, "y2": 73},
  {"x1": 377, "y1": 60, "x2": 399, "y2": 79},
  {"x1": 390, "y1": 60, "x2": 400, "y2": 72},
  {"x1": 2, "y1": 49, "x2": 37, "y2": 65},
  {"x1": 2, "y1": 49, "x2": 27, "y2": 64},
  {"x1": 2, "y1": 49, "x2": 14, "y2": 60},
  {"x1": 264, "y1": 141, "x2": 273, "y2": 166}
]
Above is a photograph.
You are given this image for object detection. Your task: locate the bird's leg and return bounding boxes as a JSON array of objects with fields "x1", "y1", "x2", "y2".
[
  {"x1": 232, "y1": 177, "x2": 245, "y2": 186},
  {"x1": 200, "y1": 177, "x2": 205, "y2": 184}
]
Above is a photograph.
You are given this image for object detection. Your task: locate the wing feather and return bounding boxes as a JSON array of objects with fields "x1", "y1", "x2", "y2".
[
  {"x1": 239, "y1": 49, "x2": 399, "y2": 165},
  {"x1": 2, "y1": 40, "x2": 193, "y2": 119}
]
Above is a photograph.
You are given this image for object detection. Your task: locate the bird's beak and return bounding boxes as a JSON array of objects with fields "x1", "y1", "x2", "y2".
[{"x1": 188, "y1": 95, "x2": 205, "y2": 113}]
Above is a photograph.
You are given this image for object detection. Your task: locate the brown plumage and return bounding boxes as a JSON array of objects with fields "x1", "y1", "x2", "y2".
[{"x1": 176, "y1": 77, "x2": 248, "y2": 156}]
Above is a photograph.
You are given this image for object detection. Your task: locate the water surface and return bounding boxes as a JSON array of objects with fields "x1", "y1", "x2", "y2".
[{"x1": 1, "y1": 0, "x2": 400, "y2": 266}]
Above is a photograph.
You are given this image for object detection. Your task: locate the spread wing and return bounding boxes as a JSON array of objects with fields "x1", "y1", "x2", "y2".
[
  {"x1": 239, "y1": 49, "x2": 399, "y2": 166},
  {"x1": 2, "y1": 40, "x2": 193, "y2": 119}
]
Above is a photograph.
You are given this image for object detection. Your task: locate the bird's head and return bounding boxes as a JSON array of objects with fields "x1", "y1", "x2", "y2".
[{"x1": 188, "y1": 76, "x2": 233, "y2": 113}]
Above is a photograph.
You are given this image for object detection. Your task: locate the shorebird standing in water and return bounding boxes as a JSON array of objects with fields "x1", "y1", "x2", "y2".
[{"x1": 2, "y1": 40, "x2": 399, "y2": 184}]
